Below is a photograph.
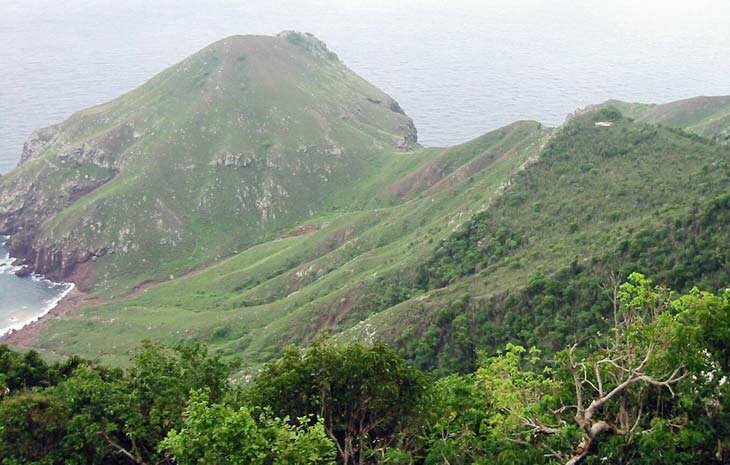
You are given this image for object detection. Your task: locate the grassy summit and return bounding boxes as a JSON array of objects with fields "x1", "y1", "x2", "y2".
[{"x1": 0, "y1": 32, "x2": 416, "y2": 294}]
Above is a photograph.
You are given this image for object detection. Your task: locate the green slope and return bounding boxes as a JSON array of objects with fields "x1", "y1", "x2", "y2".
[
  {"x1": 0, "y1": 32, "x2": 417, "y2": 295},
  {"x1": 345, "y1": 107, "x2": 729, "y2": 373},
  {"x1": 25, "y1": 121, "x2": 550, "y2": 366},
  {"x1": 21, "y1": 106, "x2": 730, "y2": 369},
  {"x1": 604, "y1": 95, "x2": 730, "y2": 142}
]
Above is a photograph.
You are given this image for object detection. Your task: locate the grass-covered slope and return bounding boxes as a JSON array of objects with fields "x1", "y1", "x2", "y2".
[
  {"x1": 21, "y1": 121, "x2": 550, "y2": 366},
  {"x1": 605, "y1": 95, "x2": 730, "y2": 142},
  {"x1": 0, "y1": 32, "x2": 417, "y2": 295},
  {"x1": 343, "y1": 108, "x2": 730, "y2": 372},
  {"x1": 20, "y1": 106, "x2": 730, "y2": 370}
]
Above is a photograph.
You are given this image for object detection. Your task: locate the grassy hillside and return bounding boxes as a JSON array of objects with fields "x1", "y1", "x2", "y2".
[
  {"x1": 345, "y1": 108, "x2": 729, "y2": 372},
  {"x1": 21, "y1": 121, "x2": 549, "y2": 366},
  {"x1": 1, "y1": 34, "x2": 728, "y2": 372},
  {"x1": 16, "y1": 106, "x2": 729, "y2": 370},
  {"x1": 0, "y1": 32, "x2": 416, "y2": 295},
  {"x1": 604, "y1": 95, "x2": 730, "y2": 142}
]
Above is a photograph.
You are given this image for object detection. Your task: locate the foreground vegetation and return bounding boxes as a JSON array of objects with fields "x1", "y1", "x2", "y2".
[{"x1": 2, "y1": 273, "x2": 728, "y2": 464}]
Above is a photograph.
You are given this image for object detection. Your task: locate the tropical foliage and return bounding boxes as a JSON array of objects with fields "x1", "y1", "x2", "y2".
[{"x1": 1, "y1": 274, "x2": 728, "y2": 464}]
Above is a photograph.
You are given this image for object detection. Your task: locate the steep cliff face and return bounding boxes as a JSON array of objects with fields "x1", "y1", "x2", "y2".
[{"x1": 0, "y1": 32, "x2": 417, "y2": 292}]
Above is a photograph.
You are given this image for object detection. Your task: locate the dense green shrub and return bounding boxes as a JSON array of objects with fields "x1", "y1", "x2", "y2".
[{"x1": 247, "y1": 341, "x2": 428, "y2": 465}]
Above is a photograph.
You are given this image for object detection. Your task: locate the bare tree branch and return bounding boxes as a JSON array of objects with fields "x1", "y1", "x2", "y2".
[{"x1": 101, "y1": 431, "x2": 148, "y2": 465}]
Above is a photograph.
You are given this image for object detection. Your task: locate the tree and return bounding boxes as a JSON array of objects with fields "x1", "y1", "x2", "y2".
[
  {"x1": 0, "y1": 391, "x2": 69, "y2": 464},
  {"x1": 476, "y1": 344, "x2": 568, "y2": 465},
  {"x1": 670, "y1": 287, "x2": 730, "y2": 463},
  {"x1": 418, "y1": 373, "x2": 492, "y2": 465},
  {"x1": 0, "y1": 346, "x2": 86, "y2": 395},
  {"x1": 247, "y1": 341, "x2": 428, "y2": 465},
  {"x1": 52, "y1": 341, "x2": 230, "y2": 465},
  {"x1": 161, "y1": 390, "x2": 336, "y2": 465},
  {"x1": 476, "y1": 273, "x2": 702, "y2": 464}
]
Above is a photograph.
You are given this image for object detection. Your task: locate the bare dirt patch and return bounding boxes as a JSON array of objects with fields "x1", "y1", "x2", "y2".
[
  {"x1": 282, "y1": 223, "x2": 320, "y2": 238},
  {"x1": 387, "y1": 161, "x2": 445, "y2": 198}
]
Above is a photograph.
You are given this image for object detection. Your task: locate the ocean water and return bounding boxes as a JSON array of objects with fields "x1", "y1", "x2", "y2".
[
  {"x1": 0, "y1": 0, "x2": 729, "y2": 330},
  {"x1": 0, "y1": 237, "x2": 73, "y2": 335}
]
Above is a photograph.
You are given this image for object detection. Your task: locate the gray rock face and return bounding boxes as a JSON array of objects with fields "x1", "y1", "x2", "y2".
[
  {"x1": 363, "y1": 94, "x2": 418, "y2": 151},
  {"x1": 210, "y1": 153, "x2": 256, "y2": 168},
  {"x1": 20, "y1": 125, "x2": 63, "y2": 164},
  {"x1": 397, "y1": 119, "x2": 418, "y2": 151}
]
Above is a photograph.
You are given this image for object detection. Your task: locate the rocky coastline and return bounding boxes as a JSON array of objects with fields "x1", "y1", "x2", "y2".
[
  {"x1": 0, "y1": 234, "x2": 79, "y2": 342},
  {"x1": 0, "y1": 286, "x2": 83, "y2": 346}
]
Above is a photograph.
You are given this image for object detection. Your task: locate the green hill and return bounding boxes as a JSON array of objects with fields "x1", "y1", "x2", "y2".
[
  {"x1": 0, "y1": 32, "x2": 416, "y2": 295},
  {"x1": 19, "y1": 120, "x2": 550, "y2": 366},
  {"x1": 1, "y1": 35, "x2": 728, "y2": 371}
]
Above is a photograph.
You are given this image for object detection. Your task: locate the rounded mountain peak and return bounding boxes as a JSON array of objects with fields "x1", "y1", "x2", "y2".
[
  {"x1": 0, "y1": 32, "x2": 418, "y2": 290},
  {"x1": 199, "y1": 31, "x2": 338, "y2": 61}
]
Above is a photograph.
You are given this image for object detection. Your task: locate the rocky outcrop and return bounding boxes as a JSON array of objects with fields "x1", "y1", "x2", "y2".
[
  {"x1": 1, "y1": 218, "x2": 98, "y2": 283},
  {"x1": 397, "y1": 119, "x2": 418, "y2": 151},
  {"x1": 210, "y1": 153, "x2": 256, "y2": 168},
  {"x1": 363, "y1": 95, "x2": 418, "y2": 151},
  {"x1": 277, "y1": 31, "x2": 340, "y2": 61},
  {"x1": 0, "y1": 140, "x2": 119, "y2": 283},
  {"x1": 20, "y1": 125, "x2": 63, "y2": 164}
]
